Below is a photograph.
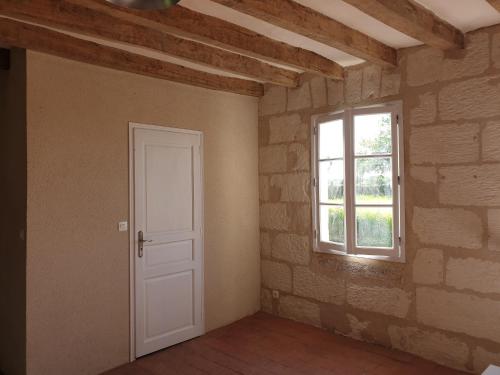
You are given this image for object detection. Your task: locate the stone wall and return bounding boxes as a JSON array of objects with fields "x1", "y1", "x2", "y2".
[{"x1": 259, "y1": 25, "x2": 500, "y2": 373}]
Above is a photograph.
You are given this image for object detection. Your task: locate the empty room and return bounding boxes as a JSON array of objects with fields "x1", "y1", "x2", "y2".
[{"x1": 1, "y1": 0, "x2": 500, "y2": 374}]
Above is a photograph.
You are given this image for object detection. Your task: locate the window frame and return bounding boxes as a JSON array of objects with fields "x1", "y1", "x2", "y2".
[{"x1": 311, "y1": 102, "x2": 405, "y2": 262}]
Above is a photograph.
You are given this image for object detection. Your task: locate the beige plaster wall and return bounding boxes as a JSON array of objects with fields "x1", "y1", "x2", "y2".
[
  {"x1": 25, "y1": 51, "x2": 260, "y2": 375},
  {"x1": 259, "y1": 25, "x2": 500, "y2": 373},
  {"x1": 0, "y1": 48, "x2": 27, "y2": 375}
]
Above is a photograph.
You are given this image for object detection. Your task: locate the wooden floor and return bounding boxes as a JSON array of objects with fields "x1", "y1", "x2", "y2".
[{"x1": 104, "y1": 312, "x2": 466, "y2": 375}]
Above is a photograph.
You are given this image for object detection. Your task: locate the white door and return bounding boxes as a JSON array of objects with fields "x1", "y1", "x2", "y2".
[{"x1": 132, "y1": 124, "x2": 204, "y2": 358}]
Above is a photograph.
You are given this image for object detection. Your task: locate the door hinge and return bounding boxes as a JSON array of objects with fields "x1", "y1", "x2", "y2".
[
  {"x1": 397, "y1": 175, "x2": 401, "y2": 184},
  {"x1": 398, "y1": 237, "x2": 402, "y2": 245},
  {"x1": 312, "y1": 177, "x2": 317, "y2": 187},
  {"x1": 396, "y1": 114, "x2": 399, "y2": 124},
  {"x1": 313, "y1": 126, "x2": 317, "y2": 135},
  {"x1": 314, "y1": 229, "x2": 317, "y2": 239}
]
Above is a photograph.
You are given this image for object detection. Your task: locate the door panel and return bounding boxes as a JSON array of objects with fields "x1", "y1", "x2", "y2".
[
  {"x1": 145, "y1": 144, "x2": 193, "y2": 233},
  {"x1": 133, "y1": 126, "x2": 203, "y2": 358},
  {"x1": 145, "y1": 240, "x2": 193, "y2": 268},
  {"x1": 144, "y1": 271, "x2": 194, "y2": 339}
]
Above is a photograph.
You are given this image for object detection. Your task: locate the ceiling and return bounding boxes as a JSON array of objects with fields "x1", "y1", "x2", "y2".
[
  {"x1": 3, "y1": 0, "x2": 500, "y2": 86},
  {"x1": 180, "y1": 0, "x2": 500, "y2": 67}
]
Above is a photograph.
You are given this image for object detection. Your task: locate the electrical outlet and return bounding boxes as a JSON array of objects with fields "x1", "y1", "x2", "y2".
[{"x1": 272, "y1": 290, "x2": 280, "y2": 299}]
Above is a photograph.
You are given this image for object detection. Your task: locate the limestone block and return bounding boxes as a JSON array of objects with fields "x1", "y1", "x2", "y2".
[
  {"x1": 362, "y1": 64, "x2": 381, "y2": 100},
  {"x1": 412, "y1": 207, "x2": 482, "y2": 249},
  {"x1": 259, "y1": 145, "x2": 287, "y2": 173},
  {"x1": 347, "y1": 314, "x2": 370, "y2": 340},
  {"x1": 279, "y1": 295, "x2": 321, "y2": 327},
  {"x1": 407, "y1": 47, "x2": 443, "y2": 87},
  {"x1": 293, "y1": 266, "x2": 345, "y2": 305},
  {"x1": 474, "y1": 347, "x2": 500, "y2": 374},
  {"x1": 441, "y1": 32, "x2": 489, "y2": 81},
  {"x1": 346, "y1": 284, "x2": 411, "y2": 318},
  {"x1": 272, "y1": 233, "x2": 310, "y2": 265},
  {"x1": 270, "y1": 173, "x2": 309, "y2": 202},
  {"x1": 410, "y1": 166, "x2": 437, "y2": 184},
  {"x1": 288, "y1": 143, "x2": 309, "y2": 171},
  {"x1": 287, "y1": 83, "x2": 311, "y2": 111},
  {"x1": 380, "y1": 68, "x2": 401, "y2": 97},
  {"x1": 446, "y1": 257, "x2": 500, "y2": 294},
  {"x1": 439, "y1": 164, "x2": 500, "y2": 206},
  {"x1": 388, "y1": 326, "x2": 469, "y2": 370},
  {"x1": 409, "y1": 123, "x2": 479, "y2": 165},
  {"x1": 413, "y1": 248, "x2": 443, "y2": 285},
  {"x1": 261, "y1": 288, "x2": 273, "y2": 314},
  {"x1": 493, "y1": 32, "x2": 500, "y2": 69},
  {"x1": 410, "y1": 92, "x2": 437, "y2": 125},
  {"x1": 345, "y1": 68, "x2": 362, "y2": 103},
  {"x1": 327, "y1": 79, "x2": 344, "y2": 107},
  {"x1": 324, "y1": 256, "x2": 404, "y2": 282},
  {"x1": 260, "y1": 85, "x2": 287, "y2": 116},
  {"x1": 417, "y1": 287, "x2": 500, "y2": 343},
  {"x1": 260, "y1": 203, "x2": 289, "y2": 230},
  {"x1": 310, "y1": 76, "x2": 327, "y2": 108},
  {"x1": 289, "y1": 204, "x2": 311, "y2": 234},
  {"x1": 488, "y1": 209, "x2": 500, "y2": 251},
  {"x1": 260, "y1": 231, "x2": 271, "y2": 257},
  {"x1": 261, "y1": 260, "x2": 292, "y2": 292},
  {"x1": 483, "y1": 121, "x2": 500, "y2": 162},
  {"x1": 269, "y1": 113, "x2": 307, "y2": 144},
  {"x1": 259, "y1": 175, "x2": 269, "y2": 201},
  {"x1": 439, "y1": 76, "x2": 500, "y2": 121}
]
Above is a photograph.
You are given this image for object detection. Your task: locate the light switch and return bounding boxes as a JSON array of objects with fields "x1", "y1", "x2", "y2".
[{"x1": 118, "y1": 221, "x2": 128, "y2": 232}]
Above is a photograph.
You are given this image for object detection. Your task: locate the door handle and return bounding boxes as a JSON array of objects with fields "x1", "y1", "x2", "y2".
[{"x1": 138, "y1": 230, "x2": 152, "y2": 258}]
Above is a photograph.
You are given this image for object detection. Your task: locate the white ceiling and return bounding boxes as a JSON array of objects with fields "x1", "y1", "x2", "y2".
[
  {"x1": 416, "y1": 0, "x2": 500, "y2": 32},
  {"x1": 294, "y1": 0, "x2": 421, "y2": 49},
  {"x1": 179, "y1": 0, "x2": 500, "y2": 67},
  {"x1": 180, "y1": 0, "x2": 365, "y2": 66}
]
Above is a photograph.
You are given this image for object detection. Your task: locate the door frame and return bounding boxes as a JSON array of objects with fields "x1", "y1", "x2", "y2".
[{"x1": 128, "y1": 122, "x2": 205, "y2": 362}]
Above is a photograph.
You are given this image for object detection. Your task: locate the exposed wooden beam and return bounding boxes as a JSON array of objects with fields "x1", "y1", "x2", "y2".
[
  {"x1": 342, "y1": 0, "x2": 464, "y2": 50},
  {"x1": 0, "y1": 0, "x2": 298, "y2": 87},
  {"x1": 487, "y1": 0, "x2": 500, "y2": 12},
  {"x1": 210, "y1": 0, "x2": 397, "y2": 67},
  {"x1": 0, "y1": 18, "x2": 263, "y2": 96},
  {"x1": 0, "y1": 47, "x2": 9, "y2": 69},
  {"x1": 67, "y1": 0, "x2": 344, "y2": 79}
]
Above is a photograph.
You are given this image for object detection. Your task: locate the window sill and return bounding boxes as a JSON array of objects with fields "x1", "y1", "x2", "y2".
[{"x1": 313, "y1": 247, "x2": 406, "y2": 264}]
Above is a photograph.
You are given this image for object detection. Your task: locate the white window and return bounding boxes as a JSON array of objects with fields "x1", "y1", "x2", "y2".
[{"x1": 311, "y1": 102, "x2": 405, "y2": 262}]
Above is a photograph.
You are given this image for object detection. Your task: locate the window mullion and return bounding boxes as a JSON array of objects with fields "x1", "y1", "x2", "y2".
[
  {"x1": 391, "y1": 110, "x2": 399, "y2": 253},
  {"x1": 396, "y1": 103, "x2": 405, "y2": 261},
  {"x1": 312, "y1": 120, "x2": 319, "y2": 250},
  {"x1": 344, "y1": 109, "x2": 355, "y2": 255}
]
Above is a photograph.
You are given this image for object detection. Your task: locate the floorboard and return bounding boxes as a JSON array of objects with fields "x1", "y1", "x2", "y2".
[{"x1": 103, "y1": 312, "x2": 467, "y2": 375}]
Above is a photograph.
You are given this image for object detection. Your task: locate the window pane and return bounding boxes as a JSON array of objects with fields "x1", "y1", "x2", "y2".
[
  {"x1": 319, "y1": 119, "x2": 343, "y2": 159},
  {"x1": 355, "y1": 157, "x2": 392, "y2": 205},
  {"x1": 320, "y1": 205, "x2": 345, "y2": 244},
  {"x1": 354, "y1": 113, "x2": 392, "y2": 155},
  {"x1": 356, "y1": 207, "x2": 393, "y2": 248},
  {"x1": 319, "y1": 160, "x2": 344, "y2": 204}
]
